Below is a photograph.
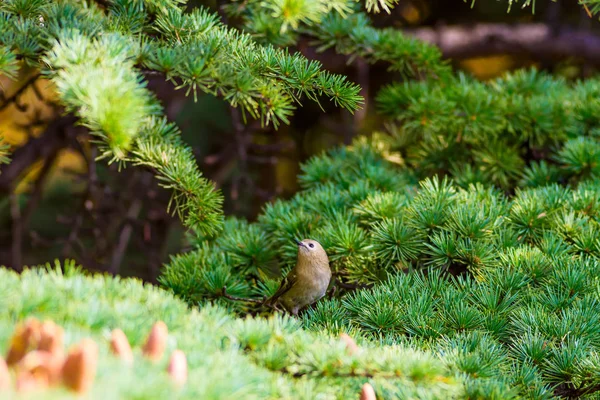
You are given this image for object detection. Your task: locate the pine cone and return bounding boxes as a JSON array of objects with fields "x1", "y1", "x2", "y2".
[
  {"x1": 17, "y1": 350, "x2": 64, "y2": 387},
  {"x1": 360, "y1": 383, "x2": 376, "y2": 400},
  {"x1": 142, "y1": 322, "x2": 168, "y2": 361},
  {"x1": 110, "y1": 329, "x2": 133, "y2": 364},
  {"x1": 0, "y1": 357, "x2": 10, "y2": 390},
  {"x1": 61, "y1": 338, "x2": 98, "y2": 393},
  {"x1": 38, "y1": 321, "x2": 64, "y2": 357},
  {"x1": 166, "y1": 350, "x2": 187, "y2": 386},
  {"x1": 6, "y1": 318, "x2": 42, "y2": 366},
  {"x1": 340, "y1": 333, "x2": 359, "y2": 355}
]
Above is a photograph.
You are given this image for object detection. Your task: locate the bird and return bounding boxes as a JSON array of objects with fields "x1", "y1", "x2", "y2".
[{"x1": 268, "y1": 239, "x2": 332, "y2": 316}]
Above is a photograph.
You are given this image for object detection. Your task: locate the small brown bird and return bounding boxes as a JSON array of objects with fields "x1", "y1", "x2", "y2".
[{"x1": 269, "y1": 239, "x2": 331, "y2": 316}]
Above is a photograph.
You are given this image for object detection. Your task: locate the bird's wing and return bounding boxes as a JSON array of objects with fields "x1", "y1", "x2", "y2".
[{"x1": 269, "y1": 270, "x2": 297, "y2": 303}]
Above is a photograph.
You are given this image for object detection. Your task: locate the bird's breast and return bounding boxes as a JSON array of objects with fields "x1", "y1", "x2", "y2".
[{"x1": 297, "y1": 265, "x2": 331, "y2": 289}]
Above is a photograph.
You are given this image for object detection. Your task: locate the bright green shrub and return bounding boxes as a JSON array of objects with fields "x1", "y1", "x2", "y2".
[{"x1": 0, "y1": 262, "x2": 462, "y2": 399}]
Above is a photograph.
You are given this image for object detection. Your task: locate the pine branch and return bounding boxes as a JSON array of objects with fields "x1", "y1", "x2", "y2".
[
  {"x1": 108, "y1": 173, "x2": 149, "y2": 275},
  {"x1": 0, "y1": 114, "x2": 80, "y2": 194},
  {"x1": 221, "y1": 285, "x2": 267, "y2": 305},
  {"x1": 20, "y1": 151, "x2": 58, "y2": 229},
  {"x1": 577, "y1": 1, "x2": 600, "y2": 17},
  {"x1": 0, "y1": 73, "x2": 41, "y2": 112},
  {"x1": 554, "y1": 382, "x2": 600, "y2": 398}
]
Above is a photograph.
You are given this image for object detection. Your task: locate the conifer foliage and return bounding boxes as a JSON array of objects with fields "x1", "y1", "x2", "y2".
[
  {"x1": 0, "y1": 0, "x2": 363, "y2": 235},
  {"x1": 0, "y1": 263, "x2": 462, "y2": 399},
  {"x1": 162, "y1": 70, "x2": 600, "y2": 396},
  {"x1": 4, "y1": 0, "x2": 600, "y2": 398}
]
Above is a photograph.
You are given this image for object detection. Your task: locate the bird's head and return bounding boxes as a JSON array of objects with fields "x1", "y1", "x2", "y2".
[{"x1": 295, "y1": 239, "x2": 329, "y2": 266}]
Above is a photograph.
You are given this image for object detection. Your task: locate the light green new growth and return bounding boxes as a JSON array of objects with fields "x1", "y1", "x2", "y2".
[{"x1": 0, "y1": 262, "x2": 462, "y2": 399}]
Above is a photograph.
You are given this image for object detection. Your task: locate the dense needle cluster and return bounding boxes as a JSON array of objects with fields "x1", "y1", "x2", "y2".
[
  {"x1": 163, "y1": 92, "x2": 600, "y2": 396},
  {"x1": 3, "y1": 0, "x2": 600, "y2": 398}
]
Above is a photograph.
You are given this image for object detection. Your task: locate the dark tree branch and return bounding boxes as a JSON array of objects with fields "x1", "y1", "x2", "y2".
[
  {"x1": 221, "y1": 288, "x2": 264, "y2": 304},
  {"x1": 140, "y1": 69, "x2": 164, "y2": 77},
  {"x1": 0, "y1": 74, "x2": 41, "y2": 112},
  {"x1": 203, "y1": 144, "x2": 235, "y2": 166},
  {"x1": 553, "y1": 381, "x2": 600, "y2": 399},
  {"x1": 8, "y1": 152, "x2": 59, "y2": 271},
  {"x1": 61, "y1": 140, "x2": 96, "y2": 257},
  {"x1": 0, "y1": 114, "x2": 80, "y2": 194},
  {"x1": 544, "y1": 0, "x2": 562, "y2": 34},
  {"x1": 14, "y1": 109, "x2": 55, "y2": 139},
  {"x1": 108, "y1": 194, "x2": 142, "y2": 274},
  {"x1": 108, "y1": 172, "x2": 152, "y2": 275},
  {"x1": 93, "y1": 0, "x2": 110, "y2": 9},
  {"x1": 246, "y1": 155, "x2": 278, "y2": 165},
  {"x1": 285, "y1": 367, "x2": 399, "y2": 379},
  {"x1": 247, "y1": 141, "x2": 294, "y2": 153},
  {"x1": 334, "y1": 277, "x2": 374, "y2": 291},
  {"x1": 406, "y1": 23, "x2": 600, "y2": 66},
  {"x1": 29, "y1": 78, "x2": 46, "y2": 102},
  {"x1": 230, "y1": 106, "x2": 252, "y2": 204}
]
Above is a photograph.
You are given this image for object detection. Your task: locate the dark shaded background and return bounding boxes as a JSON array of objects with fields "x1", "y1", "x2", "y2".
[{"x1": 0, "y1": 0, "x2": 596, "y2": 281}]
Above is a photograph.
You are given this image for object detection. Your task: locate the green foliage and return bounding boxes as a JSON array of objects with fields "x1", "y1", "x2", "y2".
[
  {"x1": 0, "y1": 135, "x2": 10, "y2": 168},
  {"x1": 0, "y1": 0, "x2": 368, "y2": 235},
  {"x1": 162, "y1": 120, "x2": 600, "y2": 396},
  {"x1": 3, "y1": 0, "x2": 600, "y2": 398},
  {"x1": 226, "y1": 0, "x2": 450, "y2": 79},
  {"x1": 0, "y1": 0, "x2": 363, "y2": 122},
  {"x1": 308, "y1": 248, "x2": 600, "y2": 398},
  {"x1": 0, "y1": 45, "x2": 18, "y2": 78},
  {"x1": 224, "y1": 0, "x2": 354, "y2": 40},
  {"x1": 163, "y1": 125, "x2": 600, "y2": 288},
  {"x1": 161, "y1": 138, "x2": 415, "y2": 308},
  {"x1": 370, "y1": 217, "x2": 425, "y2": 268},
  {"x1": 132, "y1": 116, "x2": 224, "y2": 236},
  {"x1": 309, "y1": 13, "x2": 450, "y2": 79},
  {"x1": 581, "y1": 0, "x2": 600, "y2": 15},
  {"x1": 44, "y1": 32, "x2": 157, "y2": 160},
  {"x1": 364, "y1": 0, "x2": 400, "y2": 14},
  {"x1": 0, "y1": 262, "x2": 461, "y2": 399},
  {"x1": 377, "y1": 69, "x2": 600, "y2": 189}
]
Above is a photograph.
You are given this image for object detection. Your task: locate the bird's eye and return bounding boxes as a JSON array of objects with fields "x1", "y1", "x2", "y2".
[{"x1": 309, "y1": 243, "x2": 314, "y2": 248}]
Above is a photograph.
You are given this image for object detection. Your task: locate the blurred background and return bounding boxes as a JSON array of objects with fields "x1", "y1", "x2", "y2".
[{"x1": 0, "y1": 0, "x2": 596, "y2": 281}]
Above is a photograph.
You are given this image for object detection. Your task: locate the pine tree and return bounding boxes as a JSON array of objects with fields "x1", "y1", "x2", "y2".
[{"x1": 3, "y1": 0, "x2": 600, "y2": 398}]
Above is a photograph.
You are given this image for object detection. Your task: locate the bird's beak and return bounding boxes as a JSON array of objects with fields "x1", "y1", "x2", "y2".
[{"x1": 295, "y1": 239, "x2": 306, "y2": 248}]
